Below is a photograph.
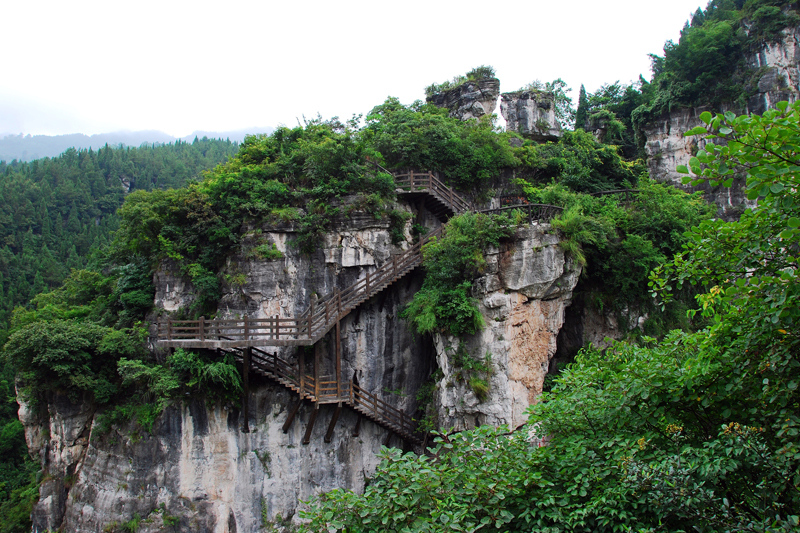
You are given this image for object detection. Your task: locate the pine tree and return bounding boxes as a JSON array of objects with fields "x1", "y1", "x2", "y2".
[{"x1": 575, "y1": 84, "x2": 589, "y2": 130}]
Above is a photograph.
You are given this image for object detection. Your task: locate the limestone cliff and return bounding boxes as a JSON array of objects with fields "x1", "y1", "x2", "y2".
[
  {"x1": 643, "y1": 25, "x2": 800, "y2": 216},
  {"x1": 427, "y1": 78, "x2": 500, "y2": 120},
  {"x1": 21, "y1": 199, "x2": 579, "y2": 531},
  {"x1": 500, "y1": 91, "x2": 562, "y2": 140},
  {"x1": 432, "y1": 225, "x2": 580, "y2": 431}
]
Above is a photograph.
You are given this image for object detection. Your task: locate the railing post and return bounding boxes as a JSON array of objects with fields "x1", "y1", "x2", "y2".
[
  {"x1": 392, "y1": 254, "x2": 397, "y2": 278},
  {"x1": 199, "y1": 316, "x2": 205, "y2": 342},
  {"x1": 314, "y1": 345, "x2": 320, "y2": 400},
  {"x1": 244, "y1": 315, "x2": 250, "y2": 342},
  {"x1": 242, "y1": 347, "x2": 250, "y2": 433},
  {"x1": 308, "y1": 299, "x2": 315, "y2": 339},
  {"x1": 299, "y1": 349, "x2": 305, "y2": 400},
  {"x1": 365, "y1": 270, "x2": 370, "y2": 297},
  {"x1": 337, "y1": 288, "x2": 341, "y2": 317},
  {"x1": 335, "y1": 320, "x2": 341, "y2": 400},
  {"x1": 274, "y1": 314, "x2": 279, "y2": 340},
  {"x1": 167, "y1": 318, "x2": 173, "y2": 341}
]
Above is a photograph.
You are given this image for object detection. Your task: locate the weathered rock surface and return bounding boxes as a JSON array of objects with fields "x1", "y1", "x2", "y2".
[
  {"x1": 427, "y1": 78, "x2": 500, "y2": 120},
  {"x1": 500, "y1": 91, "x2": 562, "y2": 140},
  {"x1": 433, "y1": 224, "x2": 580, "y2": 431},
  {"x1": 642, "y1": 25, "x2": 800, "y2": 216},
  {"x1": 23, "y1": 201, "x2": 579, "y2": 530}
]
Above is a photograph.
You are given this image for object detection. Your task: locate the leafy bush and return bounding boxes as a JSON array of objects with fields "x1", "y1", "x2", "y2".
[
  {"x1": 4, "y1": 319, "x2": 145, "y2": 404},
  {"x1": 424, "y1": 65, "x2": 496, "y2": 97},
  {"x1": 363, "y1": 98, "x2": 518, "y2": 192},
  {"x1": 401, "y1": 212, "x2": 514, "y2": 337},
  {"x1": 513, "y1": 129, "x2": 639, "y2": 193}
]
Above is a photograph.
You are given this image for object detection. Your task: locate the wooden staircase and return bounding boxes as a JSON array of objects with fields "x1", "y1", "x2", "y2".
[
  {"x1": 394, "y1": 171, "x2": 472, "y2": 221},
  {"x1": 221, "y1": 346, "x2": 419, "y2": 444},
  {"x1": 155, "y1": 170, "x2": 562, "y2": 445}
]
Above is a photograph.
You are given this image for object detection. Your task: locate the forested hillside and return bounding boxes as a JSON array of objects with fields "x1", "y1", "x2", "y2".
[{"x1": 0, "y1": 138, "x2": 238, "y2": 330}]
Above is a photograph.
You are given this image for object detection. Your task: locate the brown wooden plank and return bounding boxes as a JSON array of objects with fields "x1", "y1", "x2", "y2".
[
  {"x1": 302, "y1": 406, "x2": 319, "y2": 445},
  {"x1": 282, "y1": 400, "x2": 302, "y2": 433},
  {"x1": 324, "y1": 405, "x2": 342, "y2": 443}
]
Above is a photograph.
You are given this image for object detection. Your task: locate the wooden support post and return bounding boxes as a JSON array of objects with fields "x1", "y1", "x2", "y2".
[
  {"x1": 167, "y1": 318, "x2": 172, "y2": 340},
  {"x1": 199, "y1": 316, "x2": 205, "y2": 341},
  {"x1": 299, "y1": 350, "x2": 305, "y2": 400},
  {"x1": 324, "y1": 405, "x2": 342, "y2": 444},
  {"x1": 242, "y1": 347, "x2": 251, "y2": 433},
  {"x1": 302, "y1": 406, "x2": 318, "y2": 445},
  {"x1": 244, "y1": 315, "x2": 250, "y2": 342},
  {"x1": 365, "y1": 271, "x2": 370, "y2": 297},
  {"x1": 308, "y1": 299, "x2": 314, "y2": 339},
  {"x1": 282, "y1": 400, "x2": 302, "y2": 433},
  {"x1": 314, "y1": 344, "x2": 320, "y2": 400},
  {"x1": 335, "y1": 321, "x2": 342, "y2": 400}
]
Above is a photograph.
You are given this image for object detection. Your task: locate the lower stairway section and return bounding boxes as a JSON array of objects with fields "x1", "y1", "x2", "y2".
[{"x1": 222, "y1": 346, "x2": 421, "y2": 446}]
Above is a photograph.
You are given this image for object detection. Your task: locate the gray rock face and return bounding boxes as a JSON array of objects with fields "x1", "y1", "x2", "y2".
[
  {"x1": 22, "y1": 203, "x2": 578, "y2": 530},
  {"x1": 642, "y1": 25, "x2": 800, "y2": 216},
  {"x1": 500, "y1": 91, "x2": 562, "y2": 140},
  {"x1": 432, "y1": 225, "x2": 581, "y2": 431},
  {"x1": 427, "y1": 78, "x2": 500, "y2": 120}
]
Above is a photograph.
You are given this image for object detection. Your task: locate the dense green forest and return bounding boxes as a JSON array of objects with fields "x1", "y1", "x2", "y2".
[
  {"x1": 1, "y1": 0, "x2": 799, "y2": 531},
  {"x1": 0, "y1": 138, "x2": 239, "y2": 330}
]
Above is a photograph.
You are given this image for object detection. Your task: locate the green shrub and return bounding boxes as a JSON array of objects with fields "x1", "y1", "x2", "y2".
[{"x1": 401, "y1": 212, "x2": 515, "y2": 337}]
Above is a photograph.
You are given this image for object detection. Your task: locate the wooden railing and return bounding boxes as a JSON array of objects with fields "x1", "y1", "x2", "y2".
[
  {"x1": 478, "y1": 203, "x2": 563, "y2": 223},
  {"x1": 394, "y1": 171, "x2": 472, "y2": 214},
  {"x1": 590, "y1": 188, "x2": 641, "y2": 199},
  {"x1": 158, "y1": 226, "x2": 443, "y2": 347},
  {"x1": 350, "y1": 381, "x2": 415, "y2": 439},
  {"x1": 298, "y1": 225, "x2": 443, "y2": 343},
  {"x1": 230, "y1": 346, "x2": 419, "y2": 442}
]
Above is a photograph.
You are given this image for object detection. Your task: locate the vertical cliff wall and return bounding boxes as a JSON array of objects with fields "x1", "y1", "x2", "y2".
[
  {"x1": 642, "y1": 26, "x2": 800, "y2": 216},
  {"x1": 427, "y1": 78, "x2": 500, "y2": 120},
  {"x1": 500, "y1": 91, "x2": 562, "y2": 140},
  {"x1": 432, "y1": 224, "x2": 580, "y2": 431}
]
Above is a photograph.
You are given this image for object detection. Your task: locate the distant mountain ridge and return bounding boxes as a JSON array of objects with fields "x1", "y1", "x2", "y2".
[{"x1": 0, "y1": 127, "x2": 274, "y2": 162}]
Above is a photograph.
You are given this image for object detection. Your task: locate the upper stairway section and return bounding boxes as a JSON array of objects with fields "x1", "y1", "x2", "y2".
[{"x1": 394, "y1": 171, "x2": 472, "y2": 221}]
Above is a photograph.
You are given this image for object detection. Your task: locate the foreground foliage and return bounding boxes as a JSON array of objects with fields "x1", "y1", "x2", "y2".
[{"x1": 299, "y1": 105, "x2": 800, "y2": 531}]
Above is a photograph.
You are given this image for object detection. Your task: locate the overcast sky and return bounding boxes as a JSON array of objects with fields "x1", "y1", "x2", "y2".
[{"x1": 0, "y1": 0, "x2": 706, "y2": 137}]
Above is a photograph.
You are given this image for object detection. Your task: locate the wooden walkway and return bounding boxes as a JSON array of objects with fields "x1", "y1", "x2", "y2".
[
  {"x1": 154, "y1": 170, "x2": 562, "y2": 445},
  {"x1": 223, "y1": 346, "x2": 419, "y2": 444}
]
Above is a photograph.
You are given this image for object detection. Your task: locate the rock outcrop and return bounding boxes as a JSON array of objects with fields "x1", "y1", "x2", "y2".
[
  {"x1": 427, "y1": 78, "x2": 500, "y2": 120},
  {"x1": 432, "y1": 224, "x2": 580, "y2": 431},
  {"x1": 642, "y1": 25, "x2": 800, "y2": 216},
  {"x1": 500, "y1": 91, "x2": 562, "y2": 140}
]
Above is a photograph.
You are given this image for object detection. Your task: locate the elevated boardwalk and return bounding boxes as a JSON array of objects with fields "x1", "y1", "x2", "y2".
[{"x1": 154, "y1": 170, "x2": 562, "y2": 445}]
